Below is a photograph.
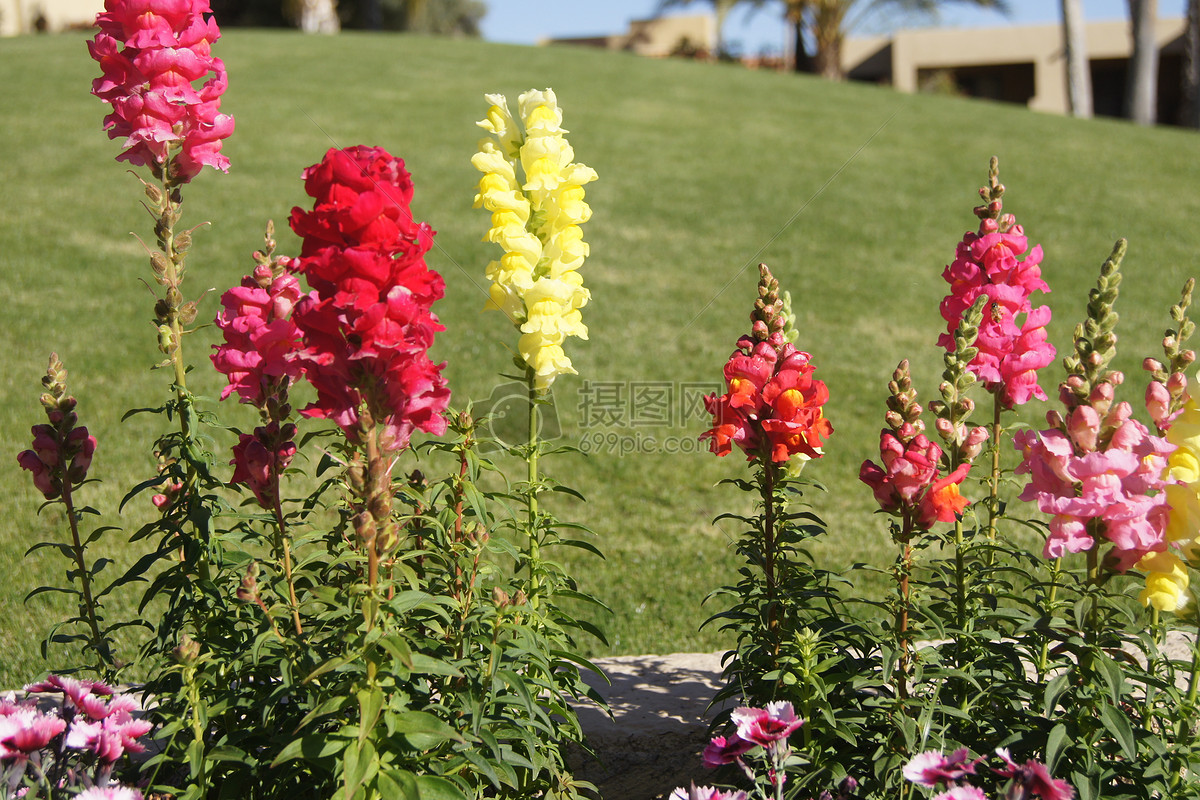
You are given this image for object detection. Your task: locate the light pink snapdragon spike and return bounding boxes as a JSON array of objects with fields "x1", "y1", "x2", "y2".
[
  {"x1": 89, "y1": 0, "x2": 234, "y2": 181},
  {"x1": 1015, "y1": 386, "x2": 1176, "y2": 569},
  {"x1": 939, "y1": 160, "x2": 1055, "y2": 408}
]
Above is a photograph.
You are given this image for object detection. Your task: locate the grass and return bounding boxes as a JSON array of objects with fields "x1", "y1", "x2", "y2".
[{"x1": 2, "y1": 29, "x2": 1200, "y2": 688}]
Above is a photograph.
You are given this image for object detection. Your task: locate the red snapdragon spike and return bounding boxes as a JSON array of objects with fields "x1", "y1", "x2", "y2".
[
  {"x1": 89, "y1": 0, "x2": 232, "y2": 179},
  {"x1": 288, "y1": 147, "x2": 450, "y2": 451},
  {"x1": 702, "y1": 344, "x2": 830, "y2": 463}
]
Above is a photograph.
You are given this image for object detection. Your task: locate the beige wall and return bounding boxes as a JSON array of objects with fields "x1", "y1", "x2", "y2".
[
  {"x1": 859, "y1": 17, "x2": 1185, "y2": 114},
  {"x1": 1, "y1": 0, "x2": 102, "y2": 36},
  {"x1": 541, "y1": 13, "x2": 715, "y2": 58}
]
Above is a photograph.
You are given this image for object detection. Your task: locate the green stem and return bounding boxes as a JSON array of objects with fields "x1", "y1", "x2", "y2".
[
  {"x1": 1144, "y1": 607, "x2": 1163, "y2": 730},
  {"x1": 154, "y1": 167, "x2": 210, "y2": 586},
  {"x1": 1082, "y1": 542, "x2": 1102, "y2": 678},
  {"x1": 763, "y1": 460, "x2": 779, "y2": 658},
  {"x1": 1037, "y1": 557, "x2": 1061, "y2": 678},
  {"x1": 270, "y1": 496, "x2": 303, "y2": 638},
  {"x1": 526, "y1": 372, "x2": 541, "y2": 608},
  {"x1": 986, "y1": 393, "x2": 1002, "y2": 546},
  {"x1": 60, "y1": 482, "x2": 109, "y2": 672}
]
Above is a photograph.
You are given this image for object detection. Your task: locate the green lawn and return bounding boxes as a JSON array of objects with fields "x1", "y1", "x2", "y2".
[{"x1": 2, "y1": 29, "x2": 1200, "y2": 688}]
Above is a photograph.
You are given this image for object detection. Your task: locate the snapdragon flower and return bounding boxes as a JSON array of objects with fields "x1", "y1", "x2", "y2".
[
  {"x1": 939, "y1": 159, "x2": 1055, "y2": 408},
  {"x1": 473, "y1": 89, "x2": 597, "y2": 392},
  {"x1": 89, "y1": 0, "x2": 234, "y2": 181}
]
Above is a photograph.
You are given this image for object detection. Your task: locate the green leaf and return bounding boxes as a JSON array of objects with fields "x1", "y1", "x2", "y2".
[
  {"x1": 270, "y1": 734, "x2": 342, "y2": 767},
  {"x1": 1098, "y1": 702, "x2": 1137, "y2": 760},
  {"x1": 357, "y1": 688, "x2": 384, "y2": 748},
  {"x1": 416, "y1": 775, "x2": 469, "y2": 800},
  {"x1": 342, "y1": 739, "x2": 377, "y2": 800},
  {"x1": 377, "y1": 770, "x2": 419, "y2": 800},
  {"x1": 392, "y1": 710, "x2": 462, "y2": 750},
  {"x1": 1045, "y1": 722, "x2": 1068, "y2": 771},
  {"x1": 1043, "y1": 673, "x2": 1070, "y2": 714}
]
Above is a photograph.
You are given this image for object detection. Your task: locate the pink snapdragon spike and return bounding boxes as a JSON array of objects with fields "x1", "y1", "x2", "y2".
[
  {"x1": 89, "y1": 0, "x2": 233, "y2": 181},
  {"x1": 212, "y1": 263, "x2": 304, "y2": 407},
  {"x1": 701, "y1": 733, "x2": 756, "y2": 768},
  {"x1": 288, "y1": 146, "x2": 450, "y2": 452},
  {"x1": 994, "y1": 748, "x2": 1075, "y2": 800},
  {"x1": 938, "y1": 160, "x2": 1055, "y2": 409},
  {"x1": 668, "y1": 784, "x2": 749, "y2": 800},
  {"x1": 729, "y1": 700, "x2": 804, "y2": 748},
  {"x1": 904, "y1": 748, "x2": 980, "y2": 787}
]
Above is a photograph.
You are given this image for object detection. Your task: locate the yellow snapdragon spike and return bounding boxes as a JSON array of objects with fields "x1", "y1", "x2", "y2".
[
  {"x1": 1165, "y1": 397, "x2": 1200, "y2": 563},
  {"x1": 473, "y1": 88, "x2": 596, "y2": 392},
  {"x1": 1138, "y1": 550, "x2": 1190, "y2": 612}
]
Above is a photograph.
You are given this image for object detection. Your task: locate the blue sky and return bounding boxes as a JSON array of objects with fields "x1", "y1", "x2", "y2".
[{"x1": 479, "y1": 1, "x2": 1189, "y2": 56}]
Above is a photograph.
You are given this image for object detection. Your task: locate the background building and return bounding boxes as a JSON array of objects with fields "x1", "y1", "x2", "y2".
[
  {"x1": 844, "y1": 17, "x2": 1187, "y2": 123},
  {"x1": 1, "y1": 0, "x2": 101, "y2": 36}
]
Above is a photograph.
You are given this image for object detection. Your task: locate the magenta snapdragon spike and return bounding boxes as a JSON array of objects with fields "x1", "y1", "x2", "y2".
[
  {"x1": 230, "y1": 422, "x2": 298, "y2": 507},
  {"x1": 17, "y1": 355, "x2": 97, "y2": 501},
  {"x1": 288, "y1": 146, "x2": 450, "y2": 452},
  {"x1": 938, "y1": 158, "x2": 1055, "y2": 408},
  {"x1": 89, "y1": 0, "x2": 233, "y2": 182}
]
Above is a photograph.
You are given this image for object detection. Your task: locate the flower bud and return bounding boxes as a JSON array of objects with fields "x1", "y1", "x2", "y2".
[
  {"x1": 492, "y1": 587, "x2": 511, "y2": 607},
  {"x1": 173, "y1": 635, "x2": 201, "y2": 666},
  {"x1": 1168, "y1": 371, "x2": 1188, "y2": 396},
  {"x1": 354, "y1": 511, "x2": 377, "y2": 548},
  {"x1": 934, "y1": 416, "x2": 956, "y2": 441},
  {"x1": 178, "y1": 302, "x2": 198, "y2": 325},
  {"x1": 1145, "y1": 357, "x2": 1165, "y2": 374}
]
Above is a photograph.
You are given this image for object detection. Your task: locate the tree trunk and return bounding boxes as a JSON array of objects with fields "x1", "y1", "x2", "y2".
[
  {"x1": 792, "y1": 17, "x2": 814, "y2": 73},
  {"x1": 1061, "y1": 0, "x2": 1093, "y2": 117},
  {"x1": 1126, "y1": 0, "x2": 1159, "y2": 125},
  {"x1": 1184, "y1": 0, "x2": 1200, "y2": 127},
  {"x1": 812, "y1": 1, "x2": 846, "y2": 80},
  {"x1": 298, "y1": 0, "x2": 339, "y2": 33}
]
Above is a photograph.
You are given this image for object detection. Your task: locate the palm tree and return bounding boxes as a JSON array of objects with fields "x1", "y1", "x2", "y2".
[
  {"x1": 1184, "y1": 0, "x2": 1200, "y2": 127},
  {"x1": 784, "y1": 0, "x2": 1009, "y2": 80},
  {"x1": 1126, "y1": 0, "x2": 1159, "y2": 125},
  {"x1": 657, "y1": 0, "x2": 766, "y2": 59},
  {"x1": 1061, "y1": 0, "x2": 1092, "y2": 117}
]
